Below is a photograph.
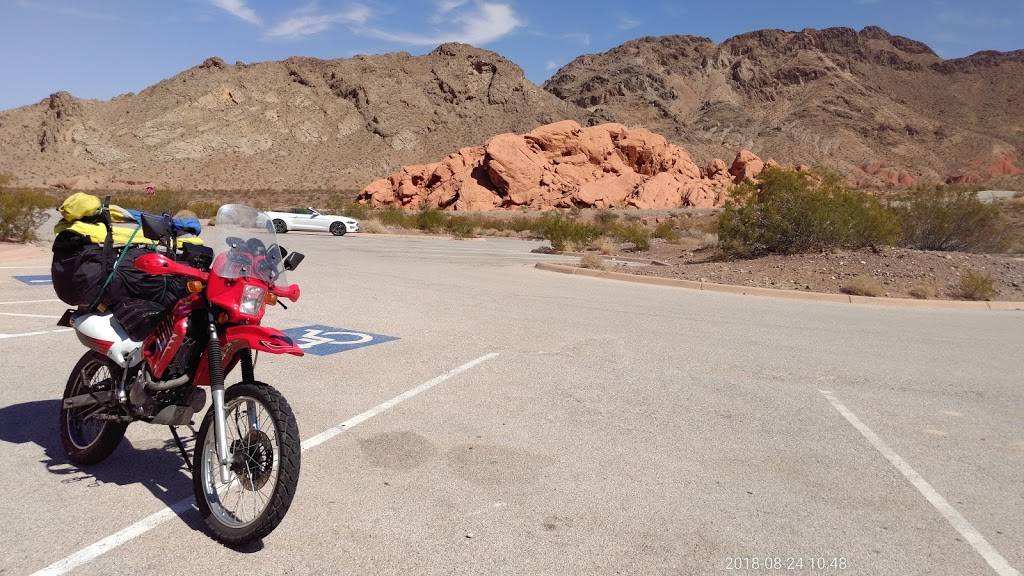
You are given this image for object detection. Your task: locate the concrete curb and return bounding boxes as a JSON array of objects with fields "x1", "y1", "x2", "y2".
[
  {"x1": 554, "y1": 251, "x2": 670, "y2": 266},
  {"x1": 534, "y1": 262, "x2": 1024, "y2": 311}
]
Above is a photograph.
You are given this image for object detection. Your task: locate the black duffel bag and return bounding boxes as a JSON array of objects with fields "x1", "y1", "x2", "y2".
[
  {"x1": 51, "y1": 230, "x2": 107, "y2": 307},
  {"x1": 53, "y1": 235, "x2": 187, "y2": 310}
]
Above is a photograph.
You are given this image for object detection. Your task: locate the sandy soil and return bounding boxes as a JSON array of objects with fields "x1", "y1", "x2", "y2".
[{"x1": 612, "y1": 243, "x2": 1024, "y2": 301}]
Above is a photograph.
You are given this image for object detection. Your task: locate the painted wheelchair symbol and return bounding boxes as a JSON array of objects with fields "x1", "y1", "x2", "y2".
[
  {"x1": 295, "y1": 329, "x2": 373, "y2": 350},
  {"x1": 282, "y1": 325, "x2": 398, "y2": 356}
]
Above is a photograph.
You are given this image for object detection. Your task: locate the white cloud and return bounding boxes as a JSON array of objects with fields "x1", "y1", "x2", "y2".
[
  {"x1": 266, "y1": 4, "x2": 371, "y2": 39},
  {"x1": 365, "y1": 2, "x2": 523, "y2": 46},
  {"x1": 438, "y1": 0, "x2": 468, "y2": 13},
  {"x1": 559, "y1": 31, "x2": 591, "y2": 46},
  {"x1": 544, "y1": 59, "x2": 559, "y2": 71},
  {"x1": 209, "y1": 0, "x2": 261, "y2": 25},
  {"x1": 617, "y1": 14, "x2": 641, "y2": 30}
]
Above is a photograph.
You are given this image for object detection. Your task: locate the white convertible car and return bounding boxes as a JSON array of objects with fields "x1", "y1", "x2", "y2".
[{"x1": 265, "y1": 208, "x2": 360, "y2": 236}]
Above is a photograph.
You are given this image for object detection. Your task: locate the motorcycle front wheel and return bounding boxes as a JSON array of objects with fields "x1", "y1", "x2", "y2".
[{"x1": 193, "y1": 382, "x2": 300, "y2": 544}]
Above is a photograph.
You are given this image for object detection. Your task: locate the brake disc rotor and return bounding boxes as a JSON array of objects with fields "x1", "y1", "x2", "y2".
[{"x1": 231, "y1": 430, "x2": 274, "y2": 491}]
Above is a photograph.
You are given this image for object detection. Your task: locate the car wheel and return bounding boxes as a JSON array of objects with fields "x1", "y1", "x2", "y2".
[
  {"x1": 330, "y1": 222, "x2": 347, "y2": 236},
  {"x1": 273, "y1": 219, "x2": 288, "y2": 234}
]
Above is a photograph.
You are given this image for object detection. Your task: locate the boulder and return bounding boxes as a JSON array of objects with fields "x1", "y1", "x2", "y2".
[
  {"x1": 485, "y1": 133, "x2": 546, "y2": 203},
  {"x1": 630, "y1": 172, "x2": 684, "y2": 209},
  {"x1": 729, "y1": 149, "x2": 765, "y2": 182},
  {"x1": 524, "y1": 120, "x2": 582, "y2": 154},
  {"x1": 577, "y1": 173, "x2": 643, "y2": 208}
]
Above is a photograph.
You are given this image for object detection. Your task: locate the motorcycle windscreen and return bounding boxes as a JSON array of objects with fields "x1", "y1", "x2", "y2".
[{"x1": 205, "y1": 204, "x2": 288, "y2": 288}]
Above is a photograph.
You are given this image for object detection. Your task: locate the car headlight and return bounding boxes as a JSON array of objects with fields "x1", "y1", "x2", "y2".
[{"x1": 239, "y1": 284, "x2": 267, "y2": 316}]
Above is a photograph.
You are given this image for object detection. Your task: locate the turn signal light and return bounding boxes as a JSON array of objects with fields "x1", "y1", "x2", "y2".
[
  {"x1": 265, "y1": 293, "x2": 278, "y2": 306},
  {"x1": 186, "y1": 280, "x2": 205, "y2": 294}
]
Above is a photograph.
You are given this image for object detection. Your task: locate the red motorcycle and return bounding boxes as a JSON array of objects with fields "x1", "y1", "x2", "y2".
[{"x1": 58, "y1": 204, "x2": 306, "y2": 544}]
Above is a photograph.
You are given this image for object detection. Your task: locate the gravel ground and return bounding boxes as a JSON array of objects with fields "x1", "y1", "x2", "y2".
[{"x1": 615, "y1": 243, "x2": 1024, "y2": 301}]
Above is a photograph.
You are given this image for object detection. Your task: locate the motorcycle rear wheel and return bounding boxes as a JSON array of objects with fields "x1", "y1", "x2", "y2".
[
  {"x1": 60, "y1": 352, "x2": 128, "y2": 465},
  {"x1": 193, "y1": 382, "x2": 300, "y2": 544}
]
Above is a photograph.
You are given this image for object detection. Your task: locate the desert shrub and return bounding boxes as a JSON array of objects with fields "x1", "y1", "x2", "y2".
[
  {"x1": 699, "y1": 233, "x2": 719, "y2": 250},
  {"x1": 415, "y1": 207, "x2": 448, "y2": 232},
  {"x1": 539, "y1": 213, "x2": 601, "y2": 252},
  {"x1": 652, "y1": 221, "x2": 680, "y2": 242},
  {"x1": 958, "y1": 270, "x2": 996, "y2": 300},
  {"x1": 610, "y1": 222, "x2": 651, "y2": 251},
  {"x1": 445, "y1": 216, "x2": 476, "y2": 239},
  {"x1": 579, "y1": 253, "x2": 605, "y2": 270},
  {"x1": 116, "y1": 190, "x2": 187, "y2": 215},
  {"x1": 360, "y1": 218, "x2": 387, "y2": 234},
  {"x1": 376, "y1": 206, "x2": 415, "y2": 228},
  {"x1": 718, "y1": 168, "x2": 899, "y2": 256},
  {"x1": 0, "y1": 188, "x2": 53, "y2": 242},
  {"x1": 593, "y1": 209, "x2": 619, "y2": 231},
  {"x1": 506, "y1": 216, "x2": 544, "y2": 235},
  {"x1": 174, "y1": 209, "x2": 198, "y2": 219},
  {"x1": 327, "y1": 194, "x2": 369, "y2": 221},
  {"x1": 590, "y1": 237, "x2": 617, "y2": 255},
  {"x1": 896, "y1": 187, "x2": 1009, "y2": 252},
  {"x1": 908, "y1": 284, "x2": 934, "y2": 300},
  {"x1": 840, "y1": 275, "x2": 884, "y2": 297},
  {"x1": 0, "y1": 172, "x2": 14, "y2": 188},
  {"x1": 188, "y1": 201, "x2": 220, "y2": 219}
]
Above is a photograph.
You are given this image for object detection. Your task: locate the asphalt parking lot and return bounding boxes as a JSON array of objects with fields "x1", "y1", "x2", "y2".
[{"x1": 0, "y1": 233, "x2": 1021, "y2": 576}]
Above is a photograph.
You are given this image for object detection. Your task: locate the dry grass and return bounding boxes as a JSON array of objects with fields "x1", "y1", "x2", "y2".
[
  {"x1": 840, "y1": 275, "x2": 884, "y2": 297},
  {"x1": 360, "y1": 218, "x2": 387, "y2": 234},
  {"x1": 579, "y1": 253, "x2": 606, "y2": 270},
  {"x1": 908, "y1": 284, "x2": 935, "y2": 300},
  {"x1": 958, "y1": 270, "x2": 997, "y2": 300},
  {"x1": 590, "y1": 237, "x2": 618, "y2": 255},
  {"x1": 699, "y1": 232, "x2": 719, "y2": 249}
]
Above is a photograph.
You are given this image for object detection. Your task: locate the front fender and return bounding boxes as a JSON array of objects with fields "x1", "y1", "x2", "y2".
[
  {"x1": 192, "y1": 326, "x2": 303, "y2": 386},
  {"x1": 225, "y1": 325, "x2": 304, "y2": 357}
]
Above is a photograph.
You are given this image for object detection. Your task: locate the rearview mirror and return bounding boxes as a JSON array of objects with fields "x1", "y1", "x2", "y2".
[
  {"x1": 308, "y1": 207, "x2": 320, "y2": 217},
  {"x1": 283, "y1": 251, "x2": 305, "y2": 271}
]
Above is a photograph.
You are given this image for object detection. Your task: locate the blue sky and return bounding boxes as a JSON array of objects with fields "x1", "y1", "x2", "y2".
[{"x1": 1, "y1": 0, "x2": 1021, "y2": 110}]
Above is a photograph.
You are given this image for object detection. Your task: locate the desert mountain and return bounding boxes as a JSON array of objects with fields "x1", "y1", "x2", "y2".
[
  {"x1": 0, "y1": 44, "x2": 592, "y2": 191},
  {"x1": 544, "y1": 26, "x2": 1024, "y2": 186}
]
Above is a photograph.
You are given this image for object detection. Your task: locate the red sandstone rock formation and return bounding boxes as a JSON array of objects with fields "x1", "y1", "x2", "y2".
[{"x1": 358, "y1": 121, "x2": 768, "y2": 211}]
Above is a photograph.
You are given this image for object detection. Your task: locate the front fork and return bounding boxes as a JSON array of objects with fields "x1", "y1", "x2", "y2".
[
  {"x1": 207, "y1": 317, "x2": 232, "y2": 481},
  {"x1": 207, "y1": 318, "x2": 259, "y2": 482}
]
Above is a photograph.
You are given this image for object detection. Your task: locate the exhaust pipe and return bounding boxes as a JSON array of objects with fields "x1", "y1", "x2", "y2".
[{"x1": 62, "y1": 390, "x2": 114, "y2": 409}]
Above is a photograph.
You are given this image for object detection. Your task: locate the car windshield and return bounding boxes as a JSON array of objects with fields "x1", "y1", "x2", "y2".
[{"x1": 206, "y1": 204, "x2": 287, "y2": 286}]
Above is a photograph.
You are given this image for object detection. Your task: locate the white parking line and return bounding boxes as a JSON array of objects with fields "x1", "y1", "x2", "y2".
[
  {"x1": 30, "y1": 352, "x2": 500, "y2": 576},
  {"x1": 0, "y1": 328, "x2": 72, "y2": 340},
  {"x1": 0, "y1": 299, "x2": 61, "y2": 305},
  {"x1": 0, "y1": 312, "x2": 61, "y2": 319},
  {"x1": 820, "y1": 390, "x2": 1020, "y2": 576}
]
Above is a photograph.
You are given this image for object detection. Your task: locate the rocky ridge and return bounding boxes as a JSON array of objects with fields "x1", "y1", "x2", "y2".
[
  {"x1": 544, "y1": 26, "x2": 1024, "y2": 187},
  {"x1": 0, "y1": 44, "x2": 593, "y2": 191}
]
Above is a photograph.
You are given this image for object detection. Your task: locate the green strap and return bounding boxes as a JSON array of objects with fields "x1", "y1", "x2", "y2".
[{"x1": 90, "y1": 224, "x2": 142, "y2": 310}]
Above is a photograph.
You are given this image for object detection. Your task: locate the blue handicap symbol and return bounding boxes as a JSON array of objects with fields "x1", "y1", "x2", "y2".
[
  {"x1": 14, "y1": 275, "x2": 52, "y2": 286},
  {"x1": 281, "y1": 324, "x2": 398, "y2": 356}
]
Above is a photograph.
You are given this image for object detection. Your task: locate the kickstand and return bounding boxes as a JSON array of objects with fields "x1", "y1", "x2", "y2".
[{"x1": 169, "y1": 426, "x2": 193, "y2": 470}]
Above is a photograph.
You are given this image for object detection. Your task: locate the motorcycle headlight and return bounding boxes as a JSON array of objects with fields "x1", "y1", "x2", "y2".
[{"x1": 239, "y1": 284, "x2": 267, "y2": 316}]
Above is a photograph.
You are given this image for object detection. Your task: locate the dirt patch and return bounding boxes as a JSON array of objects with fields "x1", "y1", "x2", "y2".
[{"x1": 615, "y1": 243, "x2": 1024, "y2": 301}]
